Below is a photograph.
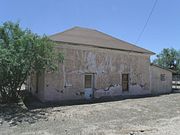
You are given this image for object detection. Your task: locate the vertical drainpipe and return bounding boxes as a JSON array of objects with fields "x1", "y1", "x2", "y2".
[
  {"x1": 36, "y1": 72, "x2": 39, "y2": 94},
  {"x1": 92, "y1": 73, "x2": 96, "y2": 99},
  {"x1": 149, "y1": 58, "x2": 152, "y2": 94},
  {"x1": 42, "y1": 70, "x2": 45, "y2": 101},
  {"x1": 62, "y1": 64, "x2": 66, "y2": 89},
  {"x1": 128, "y1": 51, "x2": 130, "y2": 91},
  {"x1": 92, "y1": 48, "x2": 96, "y2": 100}
]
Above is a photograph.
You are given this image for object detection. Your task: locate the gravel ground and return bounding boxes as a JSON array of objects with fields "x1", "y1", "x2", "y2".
[{"x1": 0, "y1": 93, "x2": 180, "y2": 135}]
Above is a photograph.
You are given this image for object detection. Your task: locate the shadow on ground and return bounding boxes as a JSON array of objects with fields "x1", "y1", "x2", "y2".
[
  {"x1": 1, "y1": 91, "x2": 178, "y2": 127},
  {"x1": 0, "y1": 102, "x2": 49, "y2": 126},
  {"x1": 23, "y1": 90, "x2": 178, "y2": 110}
]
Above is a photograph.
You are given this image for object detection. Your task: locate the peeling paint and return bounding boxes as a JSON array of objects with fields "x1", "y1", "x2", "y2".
[
  {"x1": 94, "y1": 84, "x2": 122, "y2": 98},
  {"x1": 41, "y1": 44, "x2": 152, "y2": 101},
  {"x1": 28, "y1": 44, "x2": 171, "y2": 102}
]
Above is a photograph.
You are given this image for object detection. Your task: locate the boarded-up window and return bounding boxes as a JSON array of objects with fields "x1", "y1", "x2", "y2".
[
  {"x1": 85, "y1": 75, "x2": 92, "y2": 88},
  {"x1": 160, "y1": 74, "x2": 165, "y2": 81},
  {"x1": 122, "y1": 74, "x2": 129, "y2": 91}
]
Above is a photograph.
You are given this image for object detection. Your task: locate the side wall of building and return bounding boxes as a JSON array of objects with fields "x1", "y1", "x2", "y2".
[
  {"x1": 29, "y1": 72, "x2": 45, "y2": 101},
  {"x1": 150, "y1": 65, "x2": 172, "y2": 94},
  {"x1": 42, "y1": 43, "x2": 151, "y2": 102}
]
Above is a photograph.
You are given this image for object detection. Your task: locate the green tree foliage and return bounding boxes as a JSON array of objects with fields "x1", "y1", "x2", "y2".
[
  {"x1": 0, "y1": 21, "x2": 63, "y2": 103},
  {"x1": 153, "y1": 48, "x2": 180, "y2": 73}
]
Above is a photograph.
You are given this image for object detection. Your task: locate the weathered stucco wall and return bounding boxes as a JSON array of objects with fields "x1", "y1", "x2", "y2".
[
  {"x1": 29, "y1": 72, "x2": 45, "y2": 101},
  {"x1": 150, "y1": 65, "x2": 172, "y2": 95},
  {"x1": 42, "y1": 43, "x2": 151, "y2": 102}
]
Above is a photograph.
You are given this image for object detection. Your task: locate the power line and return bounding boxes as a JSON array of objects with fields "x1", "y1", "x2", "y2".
[{"x1": 136, "y1": 0, "x2": 158, "y2": 43}]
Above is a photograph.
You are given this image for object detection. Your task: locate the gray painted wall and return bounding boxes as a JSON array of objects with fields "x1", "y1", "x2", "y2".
[
  {"x1": 29, "y1": 43, "x2": 172, "y2": 102},
  {"x1": 42, "y1": 43, "x2": 151, "y2": 102},
  {"x1": 150, "y1": 65, "x2": 172, "y2": 95}
]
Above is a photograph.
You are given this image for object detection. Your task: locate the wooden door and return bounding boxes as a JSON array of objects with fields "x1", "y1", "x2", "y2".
[
  {"x1": 85, "y1": 74, "x2": 93, "y2": 88},
  {"x1": 84, "y1": 74, "x2": 94, "y2": 99},
  {"x1": 122, "y1": 74, "x2": 129, "y2": 91}
]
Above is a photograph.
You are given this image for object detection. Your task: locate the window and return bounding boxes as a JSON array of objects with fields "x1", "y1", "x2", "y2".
[
  {"x1": 160, "y1": 74, "x2": 165, "y2": 81},
  {"x1": 122, "y1": 74, "x2": 129, "y2": 91},
  {"x1": 84, "y1": 74, "x2": 92, "y2": 88}
]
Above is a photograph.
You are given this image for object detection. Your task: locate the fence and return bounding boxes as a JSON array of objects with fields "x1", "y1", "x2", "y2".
[{"x1": 172, "y1": 74, "x2": 180, "y2": 90}]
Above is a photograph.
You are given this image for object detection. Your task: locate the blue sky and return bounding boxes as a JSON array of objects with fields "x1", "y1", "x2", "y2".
[{"x1": 0, "y1": 0, "x2": 180, "y2": 58}]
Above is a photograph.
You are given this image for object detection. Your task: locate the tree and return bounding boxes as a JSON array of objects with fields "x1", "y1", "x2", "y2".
[
  {"x1": 0, "y1": 21, "x2": 63, "y2": 103},
  {"x1": 153, "y1": 48, "x2": 180, "y2": 73}
]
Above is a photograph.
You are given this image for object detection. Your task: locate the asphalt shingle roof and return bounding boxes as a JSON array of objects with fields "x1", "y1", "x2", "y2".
[{"x1": 49, "y1": 27, "x2": 155, "y2": 55}]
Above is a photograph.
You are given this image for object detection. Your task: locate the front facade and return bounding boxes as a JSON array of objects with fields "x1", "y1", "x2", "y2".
[{"x1": 29, "y1": 27, "x2": 172, "y2": 102}]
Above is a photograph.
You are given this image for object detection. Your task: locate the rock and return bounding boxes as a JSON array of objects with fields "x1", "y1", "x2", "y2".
[
  {"x1": 129, "y1": 132, "x2": 135, "y2": 135},
  {"x1": 45, "y1": 118, "x2": 48, "y2": 121},
  {"x1": 9, "y1": 120, "x2": 16, "y2": 126},
  {"x1": 18, "y1": 119, "x2": 22, "y2": 123},
  {"x1": 0, "y1": 120, "x2": 3, "y2": 125}
]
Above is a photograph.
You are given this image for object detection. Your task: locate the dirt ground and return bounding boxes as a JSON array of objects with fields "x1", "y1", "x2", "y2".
[{"x1": 0, "y1": 93, "x2": 180, "y2": 135}]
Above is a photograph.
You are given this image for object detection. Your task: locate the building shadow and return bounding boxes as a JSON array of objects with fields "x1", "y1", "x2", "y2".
[{"x1": 23, "y1": 90, "x2": 177, "y2": 110}]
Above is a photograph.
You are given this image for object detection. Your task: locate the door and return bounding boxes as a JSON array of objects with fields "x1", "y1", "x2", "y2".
[
  {"x1": 122, "y1": 74, "x2": 129, "y2": 91},
  {"x1": 84, "y1": 74, "x2": 94, "y2": 99}
]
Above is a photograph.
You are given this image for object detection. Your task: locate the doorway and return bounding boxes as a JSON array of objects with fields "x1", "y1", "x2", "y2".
[
  {"x1": 84, "y1": 74, "x2": 94, "y2": 99},
  {"x1": 122, "y1": 74, "x2": 129, "y2": 91}
]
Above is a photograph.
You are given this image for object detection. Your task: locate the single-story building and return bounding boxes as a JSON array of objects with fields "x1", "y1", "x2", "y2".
[
  {"x1": 28, "y1": 27, "x2": 173, "y2": 102},
  {"x1": 150, "y1": 64, "x2": 172, "y2": 95}
]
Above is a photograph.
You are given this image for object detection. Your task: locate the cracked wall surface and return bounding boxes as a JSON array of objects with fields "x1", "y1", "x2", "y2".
[
  {"x1": 41, "y1": 43, "x2": 152, "y2": 102},
  {"x1": 29, "y1": 72, "x2": 45, "y2": 101}
]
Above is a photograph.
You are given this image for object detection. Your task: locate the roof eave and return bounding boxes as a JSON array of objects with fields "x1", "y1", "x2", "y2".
[
  {"x1": 150, "y1": 63, "x2": 176, "y2": 73},
  {"x1": 52, "y1": 40, "x2": 155, "y2": 55}
]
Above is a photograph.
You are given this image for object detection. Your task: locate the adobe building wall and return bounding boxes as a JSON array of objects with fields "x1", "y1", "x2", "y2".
[
  {"x1": 42, "y1": 43, "x2": 151, "y2": 102},
  {"x1": 29, "y1": 72, "x2": 45, "y2": 101},
  {"x1": 150, "y1": 65, "x2": 172, "y2": 95}
]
